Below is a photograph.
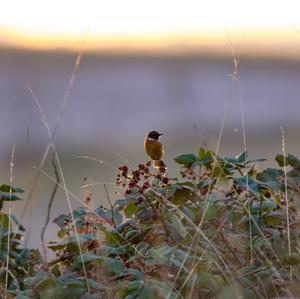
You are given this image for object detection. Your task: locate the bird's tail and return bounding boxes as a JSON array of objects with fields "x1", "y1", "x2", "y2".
[{"x1": 153, "y1": 160, "x2": 167, "y2": 169}]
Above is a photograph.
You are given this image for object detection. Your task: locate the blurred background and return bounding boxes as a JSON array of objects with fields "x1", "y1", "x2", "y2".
[{"x1": 1, "y1": 0, "x2": 300, "y2": 250}]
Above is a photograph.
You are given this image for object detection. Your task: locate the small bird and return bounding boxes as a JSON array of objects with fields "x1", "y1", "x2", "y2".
[{"x1": 144, "y1": 130, "x2": 165, "y2": 168}]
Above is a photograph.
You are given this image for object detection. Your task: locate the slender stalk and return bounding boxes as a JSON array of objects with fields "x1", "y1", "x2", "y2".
[
  {"x1": 103, "y1": 184, "x2": 116, "y2": 229},
  {"x1": 41, "y1": 153, "x2": 60, "y2": 264},
  {"x1": 5, "y1": 145, "x2": 15, "y2": 299},
  {"x1": 280, "y1": 126, "x2": 292, "y2": 278}
]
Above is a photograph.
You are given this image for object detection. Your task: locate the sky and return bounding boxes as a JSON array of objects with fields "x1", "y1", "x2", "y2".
[{"x1": 0, "y1": 0, "x2": 300, "y2": 55}]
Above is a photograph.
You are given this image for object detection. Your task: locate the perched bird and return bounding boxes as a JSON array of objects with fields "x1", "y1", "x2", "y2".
[{"x1": 144, "y1": 130, "x2": 165, "y2": 168}]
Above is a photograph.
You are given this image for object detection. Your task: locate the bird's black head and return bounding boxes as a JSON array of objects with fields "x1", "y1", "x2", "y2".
[{"x1": 147, "y1": 130, "x2": 163, "y2": 141}]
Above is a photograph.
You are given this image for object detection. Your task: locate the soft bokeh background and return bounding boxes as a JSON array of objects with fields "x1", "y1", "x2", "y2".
[{"x1": 1, "y1": 0, "x2": 300, "y2": 251}]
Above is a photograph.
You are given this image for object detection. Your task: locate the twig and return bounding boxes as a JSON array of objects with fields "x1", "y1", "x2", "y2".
[
  {"x1": 41, "y1": 153, "x2": 60, "y2": 264},
  {"x1": 103, "y1": 184, "x2": 116, "y2": 229}
]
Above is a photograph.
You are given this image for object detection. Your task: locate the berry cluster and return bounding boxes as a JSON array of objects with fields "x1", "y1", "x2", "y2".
[
  {"x1": 180, "y1": 167, "x2": 197, "y2": 180},
  {"x1": 116, "y1": 162, "x2": 169, "y2": 196}
]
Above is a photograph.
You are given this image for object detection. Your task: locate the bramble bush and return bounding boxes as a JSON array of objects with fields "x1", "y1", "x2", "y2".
[{"x1": 1, "y1": 147, "x2": 300, "y2": 298}]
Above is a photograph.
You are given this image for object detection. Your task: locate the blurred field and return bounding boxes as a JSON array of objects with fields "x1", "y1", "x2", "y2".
[{"x1": 1, "y1": 48, "x2": 300, "y2": 249}]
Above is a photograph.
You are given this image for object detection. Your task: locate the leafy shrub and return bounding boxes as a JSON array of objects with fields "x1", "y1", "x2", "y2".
[{"x1": 2, "y1": 148, "x2": 300, "y2": 298}]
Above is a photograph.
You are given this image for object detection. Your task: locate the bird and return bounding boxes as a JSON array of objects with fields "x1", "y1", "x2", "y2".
[{"x1": 144, "y1": 130, "x2": 166, "y2": 169}]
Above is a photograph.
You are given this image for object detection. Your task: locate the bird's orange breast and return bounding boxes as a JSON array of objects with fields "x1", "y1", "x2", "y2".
[{"x1": 144, "y1": 139, "x2": 163, "y2": 160}]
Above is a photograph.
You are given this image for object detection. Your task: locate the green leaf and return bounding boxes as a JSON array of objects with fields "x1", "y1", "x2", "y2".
[
  {"x1": 0, "y1": 192, "x2": 22, "y2": 201},
  {"x1": 148, "y1": 280, "x2": 179, "y2": 299},
  {"x1": 136, "y1": 207, "x2": 155, "y2": 221},
  {"x1": 72, "y1": 208, "x2": 87, "y2": 219},
  {"x1": 34, "y1": 277, "x2": 56, "y2": 291},
  {"x1": 76, "y1": 254, "x2": 124, "y2": 274},
  {"x1": 124, "y1": 202, "x2": 137, "y2": 218},
  {"x1": 216, "y1": 282, "x2": 243, "y2": 299},
  {"x1": 127, "y1": 280, "x2": 144, "y2": 291},
  {"x1": 256, "y1": 168, "x2": 283, "y2": 190},
  {"x1": 261, "y1": 199, "x2": 276, "y2": 212},
  {"x1": 196, "y1": 272, "x2": 220, "y2": 291},
  {"x1": 125, "y1": 269, "x2": 145, "y2": 280},
  {"x1": 0, "y1": 184, "x2": 24, "y2": 193},
  {"x1": 10, "y1": 214, "x2": 26, "y2": 231},
  {"x1": 264, "y1": 211, "x2": 281, "y2": 227},
  {"x1": 198, "y1": 147, "x2": 206, "y2": 159},
  {"x1": 284, "y1": 253, "x2": 300, "y2": 265},
  {"x1": 0, "y1": 213, "x2": 9, "y2": 229},
  {"x1": 205, "y1": 205, "x2": 219, "y2": 220},
  {"x1": 234, "y1": 176, "x2": 259, "y2": 195},
  {"x1": 115, "y1": 197, "x2": 136, "y2": 207},
  {"x1": 226, "y1": 151, "x2": 247, "y2": 164},
  {"x1": 174, "y1": 153, "x2": 198, "y2": 166},
  {"x1": 57, "y1": 228, "x2": 67, "y2": 238},
  {"x1": 275, "y1": 155, "x2": 284, "y2": 167},
  {"x1": 169, "y1": 213, "x2": 187, "y2": 239},
  {"x1": 276, "y1": 153, "x2": 300, "y2": 168},
  {"x1": 237, "y1": 151, "x2": 247, "y2": 163},
  {"x1": 87, "y1": 279, "x2": 105, "y2": 290},
  {"x1": 53, "y1": 214, "x2": 66, "y2": 228},
  {"x1": 15, "y1": 295, "x2": 31, "y2": 299},
  {"x1": 287, "y1": 154, "x2": 300, "y2": 167},
  {"x1": 50, "y1": 264, "x2": 61, "y2": 277},
  {"x1": 105, "y1": 244, "x2": 129, "y2": 255},
  {"x1": 172, "y1": 185, "x2": 194, "y2": 205}
]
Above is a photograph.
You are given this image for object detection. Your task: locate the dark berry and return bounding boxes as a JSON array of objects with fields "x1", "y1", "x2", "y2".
[
  {"x1": 163, "y1": 177, "x2": 169, "y2": 184},
  {"x1": 125, "y1": 189, "x2": 131, "y2": 195},
  {"x1": 137, "y1": 197, "x2": 144, "y2": 204}
]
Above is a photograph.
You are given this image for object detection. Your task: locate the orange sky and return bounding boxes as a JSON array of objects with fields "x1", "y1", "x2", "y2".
[{"x1": 0, "y1": 0, "x2": 300, "y2": 57}]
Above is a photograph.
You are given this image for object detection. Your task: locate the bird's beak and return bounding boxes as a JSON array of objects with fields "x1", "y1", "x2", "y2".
[{"x1": 158, "y1": 133, "x2": 163, "y2": 136}]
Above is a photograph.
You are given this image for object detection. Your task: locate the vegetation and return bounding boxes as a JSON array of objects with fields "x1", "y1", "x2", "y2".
[{"x1": 1, "y1": 147, "x2": 300, "y2": 298}]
